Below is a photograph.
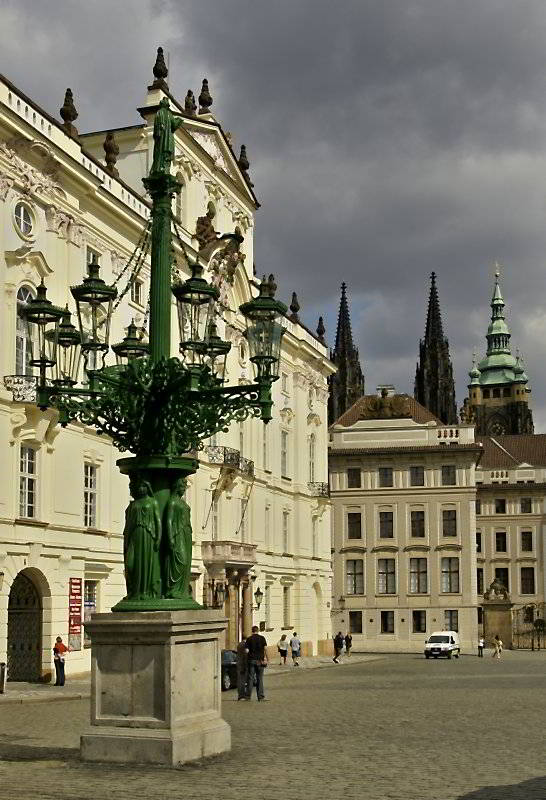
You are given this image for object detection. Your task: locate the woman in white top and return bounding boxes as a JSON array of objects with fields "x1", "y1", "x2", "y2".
[{"x1": 277, "y1": 633, "x2": 288, "y2": 665}]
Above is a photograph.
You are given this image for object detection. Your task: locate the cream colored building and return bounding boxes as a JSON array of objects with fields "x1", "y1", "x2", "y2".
[
  {"x1": 329, "y1": 390, "x2": 482, "y2": 653},
  {"x1": 475, "y1": 436, "x2": 546, "y2": 637},
  {"x1": 0, "y1": 60, "x2": 333, "y2": 682}
]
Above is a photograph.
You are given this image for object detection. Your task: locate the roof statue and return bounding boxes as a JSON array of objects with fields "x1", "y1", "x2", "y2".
[
  {"x1": 184, "y1": 90, "x2": 197, "y2": 116},
  {"x1": 103, "y1": 131, "x2": 119, "y2": 177},
  {"x1": 60, "y1": 88, "x2": 79, "y2": 139},
  {"x1": 198, "y1": 78, "x2": 213, "y2": 114},
  {"x1": 328, "y1": 282, "x2": 365, "y2": 424},
  {"x1": 151, "y1": 46, "x2": 169, "y2": 91},
  {"x1": 414, "y1": 272, "x2": 457, "y2": 424},
  {"x1": 150, "y1": 98, "x2": 183, "y2": 175}
]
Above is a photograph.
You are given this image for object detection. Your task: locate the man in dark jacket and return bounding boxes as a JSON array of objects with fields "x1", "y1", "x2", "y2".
[
  {"x1": 236, "y1": 636, "x2": 249, "y2": 700},
  {"x1": 245, "y1": 625, "x2": 268, "y2": 701},
  {"x1": 333, "y1": 631, "x2": 344, "y2": 663}
]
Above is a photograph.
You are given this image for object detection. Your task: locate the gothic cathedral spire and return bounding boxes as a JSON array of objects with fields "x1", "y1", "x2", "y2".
[
  {"x1": 328, "y1": 283, "x2": 365, "y2": 424},
  {"x1": 414, "y1": 272, "x2": 458, "y2": 424}
]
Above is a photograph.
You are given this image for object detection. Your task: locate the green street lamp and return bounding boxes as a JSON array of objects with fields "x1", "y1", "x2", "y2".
[
  {"x1": 112, "y1": 321, "x2": 149, "y2": 366},
  {"x1": 4, "y1": 97, "x2": 287, "y2": 613}
]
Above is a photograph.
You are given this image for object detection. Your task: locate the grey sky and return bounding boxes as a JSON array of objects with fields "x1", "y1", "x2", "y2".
[{"x1": 3, "y1": 0, "x2": 546, "y2": 426}]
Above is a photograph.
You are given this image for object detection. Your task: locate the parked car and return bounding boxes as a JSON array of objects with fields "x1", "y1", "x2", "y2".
[
  {"x1": 221, "y1": 649, "x2": 238, "y2": 691},
  {"x1": 424, "y1": 631, "x2": 461, "y2": 659}
]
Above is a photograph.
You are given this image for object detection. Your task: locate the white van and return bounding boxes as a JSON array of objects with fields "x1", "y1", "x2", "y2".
[{"x1": 424, "y1": 631, "x2": 461, "y2": 659}]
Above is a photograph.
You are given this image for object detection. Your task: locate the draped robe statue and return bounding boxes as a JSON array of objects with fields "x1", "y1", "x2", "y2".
[
  {"x1": 150, "y1": 97, "x2": 183, "y2": 175},
  {"x1": 164, "y1": 477, "x2": 193, "y2": 599},
  {"x1": 123, "y1": 478, "x2": 162, "y2": 600}
]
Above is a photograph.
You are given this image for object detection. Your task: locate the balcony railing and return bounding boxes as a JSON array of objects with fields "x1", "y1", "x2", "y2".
[
  {"x1": 205, "y1": 446, "x2": 254, "y2": 478},
  {"x1": 308, "y1": 481, "x2": 330, "y2": 497},
  {"x1": 3, "y1": 375, "x2": 37, "y2": 403}
]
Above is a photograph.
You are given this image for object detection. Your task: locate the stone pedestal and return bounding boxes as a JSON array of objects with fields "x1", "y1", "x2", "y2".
[
  {"x1": 483, "y1": 601, "x2": 513, "y2": 649},
  {"x1": 80, "y1": 610, "x2": 230, "y2": 766}
]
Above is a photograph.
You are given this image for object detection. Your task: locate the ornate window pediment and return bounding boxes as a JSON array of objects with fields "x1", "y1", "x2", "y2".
[{"x1": 5, "y1": 249, "x2": 54, "y2": 281}]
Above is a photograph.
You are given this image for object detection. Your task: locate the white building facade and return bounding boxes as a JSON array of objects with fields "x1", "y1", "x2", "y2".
[
  {"x1": 329, "y1": 392, "x2": 482, "y2": 653},
  {"x1": 0, "y1": 61, "x2": 333, "y2": 681}
]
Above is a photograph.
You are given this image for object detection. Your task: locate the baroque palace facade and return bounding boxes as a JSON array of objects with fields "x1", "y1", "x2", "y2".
[{"x1": 0, "y1": 53, "x2": 334, "y2": 681}]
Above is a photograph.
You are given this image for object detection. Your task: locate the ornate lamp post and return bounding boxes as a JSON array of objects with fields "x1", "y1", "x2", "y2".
[{"x1": 5, "y1": 97, "x2": 287, "y2": 614}]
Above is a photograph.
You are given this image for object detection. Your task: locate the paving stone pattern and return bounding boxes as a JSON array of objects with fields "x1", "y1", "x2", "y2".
[{"x1": 0, "y1": 651, "x2": 544, "y2": 800}]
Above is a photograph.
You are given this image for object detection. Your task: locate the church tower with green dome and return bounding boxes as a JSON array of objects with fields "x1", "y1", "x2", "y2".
[{"x1": 462, "y1": 271, "x2": 533, "y2": 435}]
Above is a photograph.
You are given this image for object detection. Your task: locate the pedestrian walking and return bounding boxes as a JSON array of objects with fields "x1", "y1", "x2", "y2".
[
  {"x1": 236, "y1": 635, "x2": 249, "y2": 700},
  {"x1": 344, "y1": 632, "x2": 353, "y2": 657},
  {"x1": 245, "y1": 625, "x2": 268, "y2": 701},
  {"x1": 290, "y1": 632, "x2": 301, "y2": 666},
  {"x1": 478, "y1": 636, "x2": 484, "y2": 657},
  {"x1": 277, "y1": 633, "x2": 288, "y2": 665},
  {"x1": 53, "y1": 636, "x2": 68, "y2": 686},
  {"x1": 333, "y1": 631, "x2": 344, "y2": 663},
  {"x1": 492, "y1": 634, "x2": 503, "y2": 660}
]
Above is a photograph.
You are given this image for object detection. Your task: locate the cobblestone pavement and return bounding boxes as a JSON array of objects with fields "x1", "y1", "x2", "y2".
[
  {"x1": 0, "y1": 653, "x2": 379, "y2": 705},
  {"x1": 0, "y1": 651, "x2": 544, "y2": 800}
]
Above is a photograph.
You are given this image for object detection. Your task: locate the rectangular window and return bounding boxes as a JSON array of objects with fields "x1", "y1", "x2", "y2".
[
  {"x1": 409, "y1": 558, "x2": 428, "y2": 593},
  {"x1": 312, "y1": 517, "x2": 318, "y2": 558},
  {"x1": 380, "y1": 610, "x2": 394, "y2": 633},
  {"x1": 239, "y1": 499, "x2": 246, "y2": 541},
  {"x1": 477, "y1": 567, "x2": 484, "y2": 595},
  {"x1": 282, "y1": 511, "x2": 289, "y2": 553},
  {"x1": 378, "y1": 467, "x2": 393, "y2": 487},
  {"x1": 379, "y1": 511, "x2": 394, "y2": 538},
  {"x1": 495, "y1": 531, "x2": 507, "y2": 552},
  {"x1": 347, "y1": 512, "x2": 362, "y2": 540},
  {"x1": 346, "y1": 559, "x2": 364, "y2": 595},
  {"x1": 265, "y1": 505, "x2": 270, "y2": 550},
  {"x1": 84, "y1": 463, "x2": 97, "y2": 528},
  {"x1": 347, "y1": 468, "x2": 361, "y2": 488},
  {"x1": 410, "y1": 466, "x2": 424, "y2": 486},
  {"x1": 441, "y1": 557, "x2": 460, "y2": 593},
  {"x1": 444, "y1": 610, "x2": 458, "y2": 632},
  {"x1": 262, "y1": 425, "x2": 268, "y2": 470},
  {"x1": 442, "y1": 509, "x2": 457, "y2": 537},
  {"x1": 378, "y1": 558, "x2": 396, "y2": 594},
  {"x1": 442, "y1": 465, "x2": 456, "y2": 486},
  {"x1": 130, "y1": 278, "x2": 143, "y2": 306},
  {"x1": 520, "y1": 497, "x2": 532, "y2": 513},
  {"x1": 521, "y1": 567, "x2": 535, "y2": 595},
  {"x1": 283, "y1": 586, "x2": 290, "y2": 627},
  {"x1": 86, "y1": 246, "x2": 100, "y2": 268},
  {"x1": 212, "y1": 498, "x2": 219, "y2": 540},
  {"x1": 412, "y1": 610, "x2": 426, "y2": 633},
  {"x1": 83, "y1": 579, "x2": 98, "y2": 646},
  {"x1": 521, "y1": 531, "x2": 533, "y2": 552},
  {"x1": 281, "y1": 372, "x2": 288, "y2": 393},
  {"x1": 19, "y1": 445, "x2": 37, "y2": 519},
  {"x1": 349, "y1": 611, "x2": 363, "y2": 634},
  {"x1": 495, "y1": 499, "x2": 506, "y2": 514},
  {"x1": 264, "y1": 585, "x2": 271, "y2": 627},
  {"x1": 477, "y1": 607, "x2": 483, "y2": 625},
  {"x1": 281, "y1": 430, "x2": 288, "y2": 476},
  {"x1": 476, "y1": 498, "x2": 481, "y2": 515},
  {"x1": 410, "y1": 510, "x2": 425, "y2": 537},
  {"x1": 476, "y1": 531, "x2": 482, "y2": 553},
  {"x1": 495, "y1": 567, "x2": 509, "y2": 592}
]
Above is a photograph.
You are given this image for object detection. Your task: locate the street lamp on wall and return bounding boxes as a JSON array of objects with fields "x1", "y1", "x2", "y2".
[{"x1": 253, "y1": 586, "x2": 263, "y2": 611}]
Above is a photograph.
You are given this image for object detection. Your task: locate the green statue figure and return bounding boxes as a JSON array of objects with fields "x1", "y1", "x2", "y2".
[
  {"x1": 164, "y1": 477, "x2": 193, "y2": 599},
  {"x1": 150, "y1": 97, "x2": 183, "y2": 175},
  {"x1": 123, "y1": 477, "x2": 162, "y2": 600}
]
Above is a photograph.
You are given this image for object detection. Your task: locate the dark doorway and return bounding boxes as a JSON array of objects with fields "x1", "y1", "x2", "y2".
[{"x1": 7, "y1": 571, "x2": 42, "y2": 681}]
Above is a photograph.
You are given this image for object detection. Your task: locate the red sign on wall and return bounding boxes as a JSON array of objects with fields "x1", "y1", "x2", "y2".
[{"x1": 69, "y1": 577, "x2": 82, "y2": 651}]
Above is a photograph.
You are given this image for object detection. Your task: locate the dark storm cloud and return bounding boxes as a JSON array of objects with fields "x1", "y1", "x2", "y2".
[{"x1": 3, "y1": 0, "x2": 546, "y2": 424}]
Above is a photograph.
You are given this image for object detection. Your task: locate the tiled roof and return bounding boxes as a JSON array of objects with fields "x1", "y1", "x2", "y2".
[
  {"x1": 478, "y1": 435, "x2": 546, "y2": 468},
  {"x1": 329, "y1": 444, "x2": 482, "y2": 457},
  {"x1": 333, "y1": 394, "x2": 441, "y2": 427}
]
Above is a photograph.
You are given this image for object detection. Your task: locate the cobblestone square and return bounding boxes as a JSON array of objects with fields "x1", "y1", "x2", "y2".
[{"x1": 0, "y1": 652, "x2": 544, "y2": 800}]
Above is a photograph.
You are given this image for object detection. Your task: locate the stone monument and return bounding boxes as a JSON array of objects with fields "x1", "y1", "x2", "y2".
[{"x1": 482, "y1": 578, "x2": 513, "y2": 650}]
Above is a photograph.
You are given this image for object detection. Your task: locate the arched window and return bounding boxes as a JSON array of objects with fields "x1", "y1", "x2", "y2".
[
  {"x1": 308, "y1": 433, "x2": 316, "y2": 483},
  {"x1": 16, "y1": 286, "x2": 35, "y2": 375},
  {"x1": 14, "y1": 202, "x2": 33, "y2": 237}
]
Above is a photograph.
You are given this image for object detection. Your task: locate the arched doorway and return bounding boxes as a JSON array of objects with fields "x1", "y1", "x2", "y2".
[{"x1": 7, "y1": 571, "x2": 42, "y2": 681}]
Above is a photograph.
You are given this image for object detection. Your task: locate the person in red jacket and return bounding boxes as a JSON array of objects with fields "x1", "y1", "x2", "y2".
[{"x1": 53, "y1": 636, "x2": 69, "y2": 686}]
